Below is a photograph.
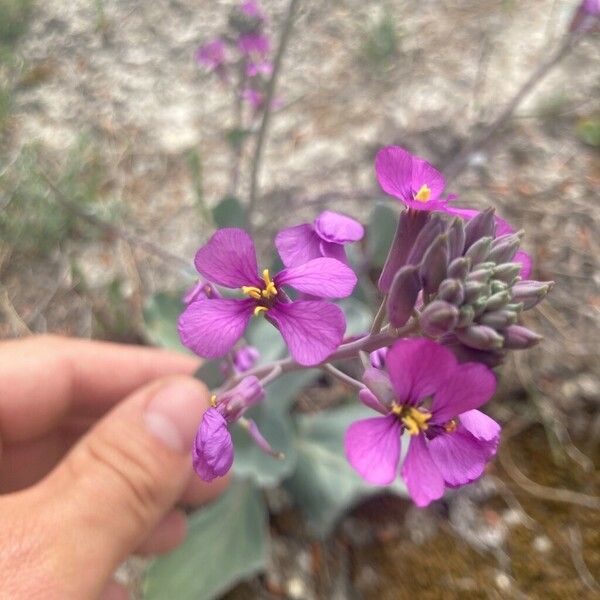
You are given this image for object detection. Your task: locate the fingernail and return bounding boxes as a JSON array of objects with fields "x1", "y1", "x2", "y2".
[{"x1": 144, "y1": 378, "x2": 208, "y2": 453}]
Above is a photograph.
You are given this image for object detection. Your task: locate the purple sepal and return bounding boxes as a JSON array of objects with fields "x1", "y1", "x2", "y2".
[{"x1": 193, "y1": 408, "x2": 234, "y2": 482}]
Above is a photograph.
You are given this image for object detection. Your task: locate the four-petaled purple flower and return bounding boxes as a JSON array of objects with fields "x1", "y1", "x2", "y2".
[
  {"x1": 375, "y1": 145, "x2": 452, "y2": 212},
  {"x1": 445, "y1": 206, "x2": 532, "y2": 277},
  {"x1": 178, "y1": 228, "x2": 357, "y2": 366},
  {"x1": 276, "y1": 210, "x2": 365, "y2": 267},
  {"x1": 193, "y1": 376, "x2": 265, "y2": 481},
  {"x1": 195, "y1": 38, "x2": 227, "y2": 81},
  {"x1": 345, "y1": 339, "x2": 499, "y2": 507}
]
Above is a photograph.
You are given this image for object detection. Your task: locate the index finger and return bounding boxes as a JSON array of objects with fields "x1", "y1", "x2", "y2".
[{"x1": 0, "y1": 335, "x2": 200, "y2": 443}]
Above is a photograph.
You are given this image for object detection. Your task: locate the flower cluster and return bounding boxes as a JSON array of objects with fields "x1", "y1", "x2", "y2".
[
  {"x1": 195, "y1": 1, "x2": 276, "y2": 114},
  {"x1": 179, "y1": 144, "x2": 553, "y2": 507}
]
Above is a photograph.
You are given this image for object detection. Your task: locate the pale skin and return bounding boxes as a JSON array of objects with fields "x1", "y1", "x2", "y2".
[{"x1": 0, "y1": 336, "x2": 228, "y2": 599}]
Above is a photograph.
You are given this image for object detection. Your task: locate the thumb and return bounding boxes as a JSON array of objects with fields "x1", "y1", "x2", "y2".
[{"x1": 41, "y1": 375, "x2": 211, "y2": 592}]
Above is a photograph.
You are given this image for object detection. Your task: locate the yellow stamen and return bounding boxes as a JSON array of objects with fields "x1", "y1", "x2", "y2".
[
  {"x1": 444, "y1": 419, "x2": 458, "y2": 433},
  {"x1": 210, "y1": 394, "x2": 218, "y2": 408},
  {"x1": 261, "y1": 269, "x2": 278, "y2": 299},
  {"x1": 414, "y1": 184, "x2": 431, "y2": 203},
  {"x1": 254, "y1": 305, "x2": 268, "y2": 316},
  {"x1": 242, "y1": 286, "x2": 262, "y2": 300},
  {"x1": 391, "y1": 404, "x2": 432, "y2": 435}
]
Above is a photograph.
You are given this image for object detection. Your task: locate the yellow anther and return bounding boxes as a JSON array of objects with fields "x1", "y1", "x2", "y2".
[
  {"x1": 391, "y1": 403, "x2": 403, "y2": 416},
  {"x1": 261, "y1": 269, "x2": 278, "y2": 299},
  {"x1": 210, "y1": 394, "x2": 218, "y2": 408},
  {"x1": 444, "y1": 419, "x2": 458, "y2": 433},
  {"x1": 414, "y1": 184, "x2": 431, "y2": 203},
  {"x1": 242, "y1": 286, "x2": 263, "y2": 300},
  {"x1": 254, "y1": 305, "x2": 268, "y2": 316},
  {"x1": 401, "y1": 407, "x2": 432, "y2": 436}
]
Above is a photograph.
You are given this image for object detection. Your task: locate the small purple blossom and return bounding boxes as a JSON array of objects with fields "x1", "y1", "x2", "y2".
[
  {"x1": 570, "y1": 0, "x2": 600, "y2": 31},
  {"x1": 369, "y1": 347, "x2": 388, "y2": 369},
  {"x1": 275, "y1": 211, "x2": 365, "y2": 268},
  {"x1": 238, "y1": 33, "x2": 270, "y2": 57},
  {"x1": 375, "y1": 145, "x2": 452, "y2": 212},
  {"x1": 195, "y1": 38, "x2": 227, "y2": 81},
  {"x1": 233, "y1": 346, "x2": 260, "y2": 372},
  {"x1": 193, "y1": 376, "x2": 265, "y2": 481},
  {"x1": 240, "y1": 0, "x2": 267, "y2": 21},
  {"x1": 183, "y1": 280, "x2": 218, "y2": 305},
  {"x1": 246, "y1": 59, "x2": 274, "y2": 77},
  {"x1": 345, "y1": 339, "x2": 498, "y2": 507},
  {"x1": 445, "y1": 206, "x2": 532, "y2": 277},
  {"x1": 178, "y1": 228, "x2": 357, "y2": 366}
]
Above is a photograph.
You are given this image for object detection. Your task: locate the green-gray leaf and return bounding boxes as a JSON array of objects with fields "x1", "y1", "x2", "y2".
[
  {"x1": 212, "y1": 196, "x2": 246, "y2": 229},
  {"x1": 143, "y1": 479, "x2": 268, "y2": 600},
  {"x1": 285, "y1": 403, "x2": 407, "y2": 536},
  {"x1": 143, "y1": 291, "x2": 190, "y2": 353},
  {"x1": 367, "y1": 202, "x2": 398, "y2": 268}
]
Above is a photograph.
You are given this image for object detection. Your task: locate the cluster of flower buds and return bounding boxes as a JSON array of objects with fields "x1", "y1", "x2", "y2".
[
  {"x1": 384, "y1": 207, "x2": 553, "y2": 366},
  {"x1": 195, "y1": 1, "x2": 276, "y2": 113}
]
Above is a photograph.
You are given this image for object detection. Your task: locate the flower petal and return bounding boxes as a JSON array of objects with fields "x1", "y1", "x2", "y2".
[
  {"x1": 276, "y1": 258, "x2": 357, "y2": 298},
  {"x1": 267, "y1": 300, "x2": 345, "y2": 366},
  {"x1": 411, "y1": 157, "x2": 446, "y2": 201},
  {"x1": 430, "y1": 362, "x2": 496, "y2": 425},
  {"x1": 386, "y1": 338, "x2": 457, "y2": 405},
  {"x1": 459, "y1": 409, "x2": 501, "y2": 458},
  {"x1": 275, "y1": 224, "x2": 322, "y2": 267},
  {"x1": 375, "y1": 145, "x2": 413, "y2": 201},
  {"x1": 345, "y1": 415, "x2": 402, "y2": 485},
  {"x1": 193, "y1": 408, "x2": 234, "y2": 482},
  {"x1": 314, "y1": 211, "x2": 364, "y2": 243},
  {"x1": 515, "y1": 250, "x2": 532, "y2": 278},
  {"x1": 194, "y1": 228, "x2": 261, "y2": 289},
  {"x1": 178, "y1": 298, "x2": 254, "y2": 358},
  {"x1": 401, "y1": 434, "x2": 445, "y2": 507},
  {"x1": 428, "y1": 430, "x2": 487, "y2": 486},
  {"x1": 320, "y1": 240, "x2": 348, "y2": 263}
]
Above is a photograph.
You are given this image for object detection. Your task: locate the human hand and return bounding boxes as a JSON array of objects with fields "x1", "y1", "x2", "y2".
[{"x1": 0, "y1": 335, "x2": 227, "y2": 599}]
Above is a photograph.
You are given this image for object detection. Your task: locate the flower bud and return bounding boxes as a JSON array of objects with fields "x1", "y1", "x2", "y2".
[
  {"x1": 492, "y1": 262, "x2": 522, "y2": 283},
  {"x1": 464, "y1": 207, "x2": 496, "y2": 249},
  {"x1": 420, "y1": 234, "x2": 449, "y2": 295},
  {"x1": 217, "y1": 376, "x2": 265, "y2": 422},
  {"x1": 446, "y1": 218, "x2": 466, "y2": 260},
  {"x1": 465, "y1": 236, "x2": 492, "y2": 265},
  {"x1": 467, "y1": 267, "x2": 493, "y2": 283},
  {"x1": 485, "y1": 290, "x2": 511, "y2": 312},
  {"x1": 447, "y1": 256, "x2": 471, "y2": 279},
  {"x1": 456, "y1": 324, "x2": 504, "y2": 350},
  {"x1": 488, "y1": 232, "x2": 522, "y2": 264},
  {"x1": 441, "y1": 333, "x2": 506, "y2": 367},
  {"x1": 420, "y1": 300, "x2": 459, "y2": 337},
  {"x1": 437, "y1": 278, "x2": 465, "y2": 305},
  {"x1": 369, "y1": 347, "x2": 388, "y2": 369},
  {"x1": 471, "y1": 296, "x2": 488, "y2": 317},
  {"x1": 233, "y1": 346, "x2": 260, "y2": 373},
  {"x1": 378, "y1": 209, "x2": 428, "y2": 293},
  {"x1": 363, "y1": 367, "x2": 396, "y2": 408},
  {"x1": 464, "y1": 280, "x2": 489, "y2": 303},
  {"x1": 479, "y1": 309, "x2": 518, "y2": 329},
  {"x1": 511, "y1": 280, "x2": 554, "y2": 310},
  {"x1": 490, "y1": 280, "x2": 509, "y2": 294},
  {"x1": 406, "y1": 215, "x2": 446, "y2": 265},
  {"x1": 457, "y1": 305, "x2": 475, "y2": 327},
  {"x1": 501, "y1": 325, "x2": 543, "y2": 349},
  {"x1": 387, "y1": 264, "x2": 421, "y2": 327}
]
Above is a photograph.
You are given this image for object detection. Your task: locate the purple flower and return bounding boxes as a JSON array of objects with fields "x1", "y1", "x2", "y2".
[
  {"x1": 240, "y1": 0, "x2": 267, "y2": 21},
  {"x1": 238, "y1": 33, "x2": 270, "y2": 57},
  {"x1": 275, "y1": 211, "x2": 365, "y2": 268},
  {"x1": 570, "y1": 0, "x2": 600, "y2": 31},
  {"x1": 345, "y1": 339, "x2": 498, "y2": 507},
  {"x1": 375, "y1": 145, "x2": 451, "y2": 212},
  {"x1": 178, "y1": 228, "x2": 357, "y2": 366},
  {"x1": 233, "y1": 345, "x2": 260, "y2": 372},
  {"x1": 193, "y1": 376, "x2": 265, "y2": 481},
  {"x1": 246, "y1": 59, "x2": 273, "y2": 77},
  {"x1": 445, "y1": 206, "x2": 532, "y2": 277},
  {"x1": 369, "y1": 347, "x2": 388, "y2": 369},
  {"x1": 195, "y1": 38, "x2": 227, "y2": 81}
]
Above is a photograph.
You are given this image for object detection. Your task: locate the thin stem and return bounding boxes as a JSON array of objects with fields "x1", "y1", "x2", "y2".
[
  {"x1": 221, "y1": 319, "x2": 418, "y2": 392},
  {"x1": 443, "y1": 27, "x2": 587, "y2": 183},
  {"x1": 246, "y1": 0, "x2": 300, "y2": 232},
  {"x1": 322, "y1": 363, "x2": 365, "y2": 391},
  {"x1": 369, "y1": 295, "x2": 388, "y2": 335},
  {"x1": 229, "y1": 59, "x2": 247, "y2": 197},
  {"x1": 260, "y1": 364, "x2": 282, "y2": 386}
]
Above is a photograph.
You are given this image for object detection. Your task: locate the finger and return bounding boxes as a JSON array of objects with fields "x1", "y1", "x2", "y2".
[
  {"x1": 0, "y1": 335, "x2": 199, "y2": 443},
  {"x1": 100, "y1": 581, "x2": 129, "y2": 600},
  {"x1": 36, "y1": 375, "x2": 226, "y2": 598},
  {"x1": 135, "y1": 509, "x2": 187, "y2": 555}
]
